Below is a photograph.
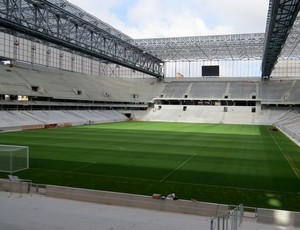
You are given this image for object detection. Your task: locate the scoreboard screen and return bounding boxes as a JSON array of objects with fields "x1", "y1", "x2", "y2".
[{"x1": 202, "y1": 65, "x2": 220, "y2": 77}]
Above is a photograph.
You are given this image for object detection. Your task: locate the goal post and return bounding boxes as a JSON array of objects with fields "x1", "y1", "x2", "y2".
[{"x1": 0, "y1": 145, "x2": 29, "y2": 174}]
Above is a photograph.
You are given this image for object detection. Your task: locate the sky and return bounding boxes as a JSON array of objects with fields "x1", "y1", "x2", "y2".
[{"x1": 67, "y1": 0, "x2": 270, "y2": 39}]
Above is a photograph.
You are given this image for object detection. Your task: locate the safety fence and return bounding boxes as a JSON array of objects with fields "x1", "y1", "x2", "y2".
[{"x1": 210, "y1": 204, "x2": 246, "y2": 230}]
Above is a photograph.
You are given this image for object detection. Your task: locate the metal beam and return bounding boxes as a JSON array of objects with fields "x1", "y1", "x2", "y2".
[
  {"x1": 135, "y1": 33, "x2": 265, "y2": 62},
  {"x1": 261, "y1": 0, "x2": 300, "y2": 78},
  {"x1": 0, "y1": 0, "x2": 164, "y2": 78}
]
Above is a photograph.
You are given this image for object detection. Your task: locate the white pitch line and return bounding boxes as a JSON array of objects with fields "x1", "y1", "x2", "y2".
[
  {"x1": 160, "y1": 153, "x2": 197, "y2": 182},
  {"x1": 69, "y1": 162, "x2": 96, "y2": 172},
  {"x1": 267, "y1": 127, "x2": 300, "y2": 180}
]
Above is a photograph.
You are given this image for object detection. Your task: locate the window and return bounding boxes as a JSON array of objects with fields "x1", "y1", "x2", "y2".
[{"x1": 31, "y1": 86, "x2": 39, "y2": 92}]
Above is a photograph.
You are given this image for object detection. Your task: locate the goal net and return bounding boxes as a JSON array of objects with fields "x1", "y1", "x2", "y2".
[{"x1": 0, "y1": 145, "x2": 29, "y2": 174}]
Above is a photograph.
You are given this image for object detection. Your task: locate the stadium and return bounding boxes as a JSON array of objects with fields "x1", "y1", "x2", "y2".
[{"x1": 0, "y1": 0, "x2": 300, "y2": 229}]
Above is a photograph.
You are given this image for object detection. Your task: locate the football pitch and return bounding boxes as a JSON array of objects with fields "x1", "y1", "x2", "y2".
[{"x1": 0, "y1": 121, "x2": 300, "y2": 211}]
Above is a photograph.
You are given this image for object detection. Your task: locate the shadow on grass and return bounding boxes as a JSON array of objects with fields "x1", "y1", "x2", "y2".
[{"x1": 3, "y1": 157, "x2": 299, "y2": 211}]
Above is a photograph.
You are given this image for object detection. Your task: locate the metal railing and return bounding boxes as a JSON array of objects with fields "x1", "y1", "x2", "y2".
[
  {"x1": 210, "y1": 212, "x2": 229, "y2": 230},
  {"x1": 210, "y1": 204, "x2": 248, "y2": 230}
]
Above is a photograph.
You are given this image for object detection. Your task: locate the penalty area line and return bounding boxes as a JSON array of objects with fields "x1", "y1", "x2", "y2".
[
  {"x1": 160, "y1": 153, "x2": 197, "y2": 182},
  {"x1": 68, "y1": 162, "x2": 97, "y2": 172}
]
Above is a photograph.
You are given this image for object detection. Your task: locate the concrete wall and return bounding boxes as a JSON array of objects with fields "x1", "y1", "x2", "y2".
[
  {"x1": 46, "y1": 185, "x2": 300, "y2": 228},
  {"x1": 46, "y1": 185, "x2": 228, "y2": 217},
  {"x1": 0, "y1": 179, "x2": 30, "y2": 194},
  {"x1": 257, "y1": 208, "x2": 300, "y2": 228}
]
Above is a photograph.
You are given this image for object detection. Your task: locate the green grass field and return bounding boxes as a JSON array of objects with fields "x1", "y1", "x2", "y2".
[{"x1": 0, "y1": 121, "x2": 300, "y2": 211}]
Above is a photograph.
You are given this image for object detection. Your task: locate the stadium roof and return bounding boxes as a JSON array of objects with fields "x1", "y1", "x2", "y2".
[
  {"x1": 0, "y1": 0, "x2": 164, "y2": 78},
  {"x1": 261, "y1": 0, "x2": 300, "y2": 78},
  {"x1": 0, "y1": 0, "x2": 299, "y2": 78},
  {"x1": 134, "y1": 33, "x2": 265, "y2": 62},
  {"x1": 281, "y1": 12, "x2": 300, "y2": 60},
  {"x1": 135, "y1": 0, "x2": 300, "y2": 79}
]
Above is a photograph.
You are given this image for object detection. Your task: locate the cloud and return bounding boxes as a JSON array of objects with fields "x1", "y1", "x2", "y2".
[
  {"x1": 67, "y1": 0, "x2": 269, "y2": 39},
  {"x1": 122, "y1": 0, "x2": 233, "y2": 38},
  {"x1": 203, "y1": 0, "x2": 269, "y2": 34},
  {"x1": 67, "y1": 0, "x2": 122, "y2": 25}
]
